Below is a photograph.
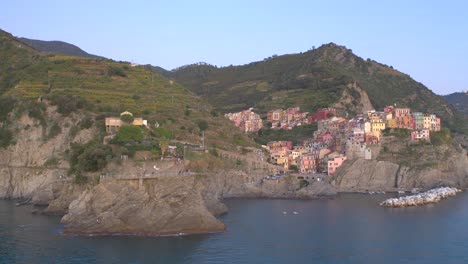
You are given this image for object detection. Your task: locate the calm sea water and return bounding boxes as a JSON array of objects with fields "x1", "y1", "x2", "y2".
[{"x1": 1, "y1": 193, "x2": 468, "y2": 264}]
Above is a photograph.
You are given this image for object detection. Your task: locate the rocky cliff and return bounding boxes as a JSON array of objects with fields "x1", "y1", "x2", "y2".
[
  {"x1": 0, "y1": 104, "x2": 95, "y2": 201},
  {"x1": 61, "y1": 176, "x2": 226, "y2": 235},
  {"x1": 331, "y1": 137, "x2": 468, "y2": 192}
]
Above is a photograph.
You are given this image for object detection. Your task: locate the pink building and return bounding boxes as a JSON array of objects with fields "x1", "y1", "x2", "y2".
[
  {"x1": 328, "y1": 155, "x2": 347, "y2": 175},
  {"x1": 299, "y1": 154, "x2": 318, "y2": 173},
  {"x1": 225, "y1": 109, "x2": 263, "y2": 133},
  {"x1": 384, "y1": 106, "x2": 395, "y2": 113},
  {"x1": 352, "y1": 128, "x2": 365, "y2": 143},
  {"x1": 411, "y1": 129, "x2": 430, "y2": 142},
  {"x1": 395, "y1": 108, "x2": 411, "y2": 118},
  {"x1": 435, "y1": 117, "x2": 441, "y2": 131}
]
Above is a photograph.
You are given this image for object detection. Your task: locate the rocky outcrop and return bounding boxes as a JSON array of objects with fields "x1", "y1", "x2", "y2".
[
  {"x1": 42, "y1": 183, "x2": 87, "y2": 215},
  {"x1": 332, "y1": 146, "x2": 468, "y2": 192},
  {"x1": 61, "y1": 176, "x2": 226, "y2": 236},
  {"x1": 333, "y1": 82, "x2": 374, "y2": 114}
]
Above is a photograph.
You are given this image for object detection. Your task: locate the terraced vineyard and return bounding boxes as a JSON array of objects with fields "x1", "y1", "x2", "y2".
[{"x1": 0, "y1": 29, "x2": 256, "y2": 150}]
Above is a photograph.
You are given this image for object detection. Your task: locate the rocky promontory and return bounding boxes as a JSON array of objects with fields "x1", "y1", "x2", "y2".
[{"x1": 61, "y1": 176, "x2": 226, "y2": 236}]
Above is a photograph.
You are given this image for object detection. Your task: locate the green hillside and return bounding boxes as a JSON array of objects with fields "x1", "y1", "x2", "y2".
[
  {"x1": 0, "y1": 29, "x2": 255, "y2": 150},
  {"x1": 160, "y1": 43, "x2": 460, "y2": 131}
]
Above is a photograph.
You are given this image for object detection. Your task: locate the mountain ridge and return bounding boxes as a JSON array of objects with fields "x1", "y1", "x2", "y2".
[
  {"x1": 156, "y1": 44, "x2": 458, "y2": 126},
  {"x1": 17, "y1": 37, "x2": 104, "y2": 59},
  {"x1": 444, "y1": 91, "x2": 468, "y2": 115}
]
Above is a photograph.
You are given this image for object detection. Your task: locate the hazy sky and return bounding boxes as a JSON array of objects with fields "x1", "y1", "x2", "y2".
[{"x1": 2, "y1": 0, "x2": 467, "y2": 95}]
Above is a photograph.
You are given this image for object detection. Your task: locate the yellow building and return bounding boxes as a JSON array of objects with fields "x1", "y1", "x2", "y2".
[
  {"x1": 105, "y1": 111, "x2": 148, "y2": 134},
  {"x1": 371, "y1": 118, "x2": 386, "y2": 132},
  {"x1": 387, "y1": 118, "x2": 397, "y2": 128}
]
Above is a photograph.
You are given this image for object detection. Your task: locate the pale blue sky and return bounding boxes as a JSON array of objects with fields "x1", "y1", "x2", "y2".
[{"x1": 2, "y1": 0, "x2": 467, "y2": 95}]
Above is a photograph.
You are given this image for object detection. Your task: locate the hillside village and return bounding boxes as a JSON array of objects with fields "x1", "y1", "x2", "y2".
[{"x1": 225, "y1": 106, "x2": 442, "y2": 176}]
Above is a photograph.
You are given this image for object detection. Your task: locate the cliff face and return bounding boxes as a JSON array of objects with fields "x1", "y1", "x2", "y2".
[
  {"x1": 331, "y1": 139, "x2": 468, "y2": 192},
  {"x1": 0, "y1": 105, "x2": 95, "y2": 200},
  {"x1": 61, "y1": 177, "x2": 226, "y2": 236}
]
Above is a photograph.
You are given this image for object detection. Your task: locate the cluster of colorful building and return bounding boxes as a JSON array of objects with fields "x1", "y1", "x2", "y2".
[
  {"x1": 225, "y1": 107, "x2": 338, "y2": 132},
  {"x1": 264, "y1": 106, "x2": 442, "y2": 175},
  {"x1": 266, "y1": 107, "x2": 310, "y2": 130},
  {"x1": 224, "y1": 108, "x2": 263, "y2": 133}
]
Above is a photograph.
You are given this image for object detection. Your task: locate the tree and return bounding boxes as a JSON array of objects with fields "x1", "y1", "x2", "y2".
[
  {"x1": 197, "y1": 120, "x2": 209, "y2": 131},
  {"x1": 120, "y1": 114, "x2": 134, "y2": 123},
  {"x1": 114, "y1": 125, "x2": 144, "y2": 143},
  {"x1": 289, "y1": 165, "x2": 299, "y2": 172}
]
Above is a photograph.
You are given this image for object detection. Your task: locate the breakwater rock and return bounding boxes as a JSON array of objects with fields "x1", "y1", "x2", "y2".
[{"x1": 379, "y1": 187, "x2": 462, "y2": 207}]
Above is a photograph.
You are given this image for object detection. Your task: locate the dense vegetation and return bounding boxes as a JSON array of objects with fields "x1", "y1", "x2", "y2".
[{"x1": 68, "y1": 140, "x2": 113, "y2": 174}]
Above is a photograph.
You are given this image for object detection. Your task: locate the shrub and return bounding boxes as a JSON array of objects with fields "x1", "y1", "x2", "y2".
[
  {"x1": 69, "y1": 141, "x2": 112, "y2": 172},
  {"x1": 209, "y1": 148, "x2": 219, "y2": 157},
  {"x1": 44, "y1": 156, "x2": 59, "y2": 167},
  {"x1": 0, "y1": 97, "x2": 16, "y2": 122},
  {"x1": 430, "y1": 128, "x2": 452, "y2": 145},
  {"x1": 154, "y1": 127, "x2": 173, "y2": 139},
  {"x1": 47, "y1": 95, "x2": 87, "y2": 116},
  {"x1": 107, "y1": 66, "x2": 127, "y2": 77},
  {"x1": 48, "y1": 122, "x2": 62, "y2": 139},
  {"x1": 114, "y1": 125, "x2": 144, "y2": 143},
  {"x1": 299, "y1": 179, "x2": 309, "y2": 189},
  {"x1": 289, "y1": 165, "x2": 299, "y2": 172},
  {"x1": 210, "y1": 110, "x2": 219, "y2": 117},
  {"x1": 0, "y1": 127, "x2": 13, "y2": 148},
  {"x1": 197, "y1": 120, "x2": 209, "y2": 131},
  {"x1": 120, "y1": 114, "x2": 134, "y2": 123},
  {"x1": 74, "y1": 174, "x2": 88, "y2": 185},
  {"x1": 80, "y1": 116, "x2": 94, "y2": 129}
]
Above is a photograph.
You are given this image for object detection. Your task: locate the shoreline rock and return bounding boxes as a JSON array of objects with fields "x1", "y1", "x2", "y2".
[{"x1": 379, "y1": 187, "x2": 462, "y2": 207}]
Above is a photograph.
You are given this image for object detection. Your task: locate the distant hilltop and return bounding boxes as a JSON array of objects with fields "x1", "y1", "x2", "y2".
[
  {"x1": 444, "y1": 91, "x2": 468, "y2": 115},
  {"x1": 17, "y1": 37, "x2": 104, "y2": 59}
]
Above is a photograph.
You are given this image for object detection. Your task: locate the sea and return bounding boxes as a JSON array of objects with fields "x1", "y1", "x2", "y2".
[{"x1": 1, "y1": 193, "x2": 468, "y2": 264}]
